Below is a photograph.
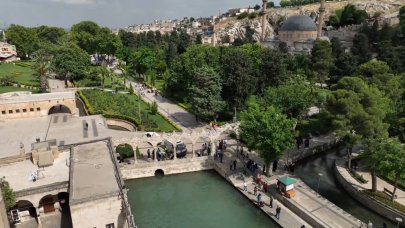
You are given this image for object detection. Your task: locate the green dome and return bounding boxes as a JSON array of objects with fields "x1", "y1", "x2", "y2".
[{"x1": 280, "y1": 15, "x2": 317, "y2": 31}]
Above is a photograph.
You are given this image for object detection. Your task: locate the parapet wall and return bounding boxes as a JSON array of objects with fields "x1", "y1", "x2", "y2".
[
  {"x1": 106, "y1": 118, "x2": 136, "y2": 132},
  {"x1": 121, "y1": 156, "x2": 214, "y2": 179},
  {"x1": 334, "y1": 160, "x2": 405, "y2": 227}
]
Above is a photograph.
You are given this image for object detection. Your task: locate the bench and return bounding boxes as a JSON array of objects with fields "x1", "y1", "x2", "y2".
[{"x1": 383, "y1": 187, "x2": 397, "y2": 199}]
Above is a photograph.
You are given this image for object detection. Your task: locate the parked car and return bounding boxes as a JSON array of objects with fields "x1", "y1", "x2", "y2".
[{"x1": 163, "y1": 140, "x2": 187, "y2": 158}]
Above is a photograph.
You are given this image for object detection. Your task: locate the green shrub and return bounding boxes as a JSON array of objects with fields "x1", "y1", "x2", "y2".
[
  {"x1": 248, "y1": 13, "x2": 257, "y2": 19},
  {"x1": 76, "y1": 90, "x2": 95, "y2": 114},
  {"x1": 116, "y1": 144, "x2": 134, "y2": 159},
  {"x1": 151, "y1": 101, "x2": 158, "y2": 115},
  {"x1": 237, "y1": 12, "x2": 249, "y2": 19},
  {"x1": 349, "y1": 169, "x2": 368, "y2": 184}
]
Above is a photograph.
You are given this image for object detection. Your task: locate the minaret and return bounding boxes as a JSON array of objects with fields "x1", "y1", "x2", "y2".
[
  {"x1": 262, "y1": 0, "x2": 268, "y2": 41},
  {"x1": 317, "y1": 0, "x2": 326, "y2": 39}
]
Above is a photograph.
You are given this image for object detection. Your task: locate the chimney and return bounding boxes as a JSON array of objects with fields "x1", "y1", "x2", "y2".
[
  {"x1": 317, "y1": 0, "x2": 326, "y2": 39},
  {"x1": 262, "y1": 0, "x2": 268, "y2": 41}
]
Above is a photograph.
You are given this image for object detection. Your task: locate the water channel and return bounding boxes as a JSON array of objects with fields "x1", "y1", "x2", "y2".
[
  {"x1": 295, "y1": 147, "x2": 396, "y2": 227},
  {"x1": 76, "y1": 96, "x2": 396, "y2": 227},
  {"x1": 126, "y1": 170, "x2": 279, "y2": 228}
]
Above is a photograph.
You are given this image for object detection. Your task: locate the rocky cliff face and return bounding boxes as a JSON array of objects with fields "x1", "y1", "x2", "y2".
[{"x1": 215, "y1": 0, "x2": 404, "y2": 43}]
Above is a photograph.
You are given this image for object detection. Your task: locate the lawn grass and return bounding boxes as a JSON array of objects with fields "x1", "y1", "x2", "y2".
[
  {"x1": 0, "y1": 62, "x2": 39, "y2": 86},
  {"x1": 154, "y1": 79, "x2": 164, "y2": 92},
  {"x1": 80, "y1": 89, "x2": 178, "y2": 132},
  {"x1": 0, "y1": 86, "x2": 38, "y2": 94},
  {"x1": 74, "y1": 76, "x2": 114, "y2": 88}
]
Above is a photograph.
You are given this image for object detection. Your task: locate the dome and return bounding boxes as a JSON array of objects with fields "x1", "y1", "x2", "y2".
[{"x1": 280, "y1": 15, "x2": 317, "y2": 32}]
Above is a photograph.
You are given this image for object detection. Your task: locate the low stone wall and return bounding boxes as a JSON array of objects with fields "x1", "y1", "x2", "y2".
[
  {"x1": 106, "y1": 118, "x2": 136, "y2": 132},
  {"x1": 334, "y1": 160, "x2": 405, "y2": 226},
  {"x1": 121, "y1": 156, "x2": 214, "y2": 179},
  {"x1": 288, "y1": 136, "x2": 341, "y2": 163},
  {"x1": 268, "y1": 185, "x2": 326, "y2": 228}
]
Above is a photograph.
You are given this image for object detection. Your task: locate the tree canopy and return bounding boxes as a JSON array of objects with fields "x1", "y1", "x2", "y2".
[{"x1": 240, "y1": 98, "x2": 295, "y2": 175}]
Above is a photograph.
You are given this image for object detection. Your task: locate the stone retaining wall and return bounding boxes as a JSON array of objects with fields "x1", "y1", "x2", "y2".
[
  {"x1": 121, "y1": 157, "x2": 214, "y2": 179},
  {"x1": 106, "y1": 118, "x2": 136, "y2": 132},
  {"x1": 288, "y1": 136, "x2": 341, "y2": 163},
  {"x1": 334, "y1": 160, "x2": 405, "y2": 226}
]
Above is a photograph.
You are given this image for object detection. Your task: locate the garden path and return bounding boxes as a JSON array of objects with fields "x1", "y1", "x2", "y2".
[{"x1": 126, "y1": 79, "x2": 205, "y2": 132}]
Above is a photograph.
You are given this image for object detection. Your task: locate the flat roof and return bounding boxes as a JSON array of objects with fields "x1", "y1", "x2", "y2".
[
  {"x1": 278, "y1": 177, "x2": 296, "y2": 186},
  {"x1": 70, "y1": 140, "x2": 120, "y2": 204},
  {"x1": 0, "y1": 151, "x2": 70, "y2": 192},
  {"x1": 0, "y1": 91, "x2": 75, "y2": 105}
]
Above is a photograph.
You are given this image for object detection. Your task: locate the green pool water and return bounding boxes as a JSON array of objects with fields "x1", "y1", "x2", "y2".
[{"x1": 126, "y1": 170, "x2": 279, "y2": 228}]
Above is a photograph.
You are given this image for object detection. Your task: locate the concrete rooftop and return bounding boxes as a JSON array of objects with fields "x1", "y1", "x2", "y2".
[
  {"x1": 0, "y1": 151, "x2": 70, "y2": 192},
  {"x1": 0, "y1": 114, "x2": 138, "y2": 159},
  {"x1": 0, "y1": 91, "x2": 75, "y2": 104},
  {"x1": 70, "y1": 141, "x2": 120, "y2": 204}
]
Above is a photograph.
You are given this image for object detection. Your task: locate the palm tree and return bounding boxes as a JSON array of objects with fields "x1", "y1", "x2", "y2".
[
  {"x1": 118, "y1": 60, "x2": 128, "y2": 86},
  {"x1": 99, "y1": 63, "x2": 109, "y2": 89},
  {"x1": 33, "y1": 50, "x2": 51, "y2": 93}
]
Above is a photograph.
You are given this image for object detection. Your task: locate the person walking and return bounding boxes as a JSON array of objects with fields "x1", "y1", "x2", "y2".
[
  {"x1": 275, "y1": 206, "x2": 281, "y2": 220},
  {"x1": 257, "y1": 193, "x2": 262, "y2": 204},
  {"x1": 243, "y1": 181, "x2": 247, "y2": 192},
  {"x1": 253, "y1": 185, "x2": 258, "y2": 196},
  {"x1": 233, "y1": 160, "x2": 237, "y2": 170},
  {"x1": 269, "y1": 195, "x2": 273, "y2": 208}
]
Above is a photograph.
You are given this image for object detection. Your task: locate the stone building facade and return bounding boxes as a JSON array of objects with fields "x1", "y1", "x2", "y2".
[{"x1": 0, "y1": 91, "x2": 77, "y2": 120}]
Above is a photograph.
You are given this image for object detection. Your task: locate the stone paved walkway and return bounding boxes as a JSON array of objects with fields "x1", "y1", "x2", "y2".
[
  {"x1": 126, "y1": 79, "x2": 203, "y2": 131},
  {"x1": 352, "y1": 168, "x2": 405, "y2": 206},
  {"x1": 214, "y1": 147, "x2": 311, "y2": 227}
]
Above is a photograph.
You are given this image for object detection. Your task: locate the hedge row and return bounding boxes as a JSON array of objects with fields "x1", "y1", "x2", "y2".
[
  {"x1": 14, "y1": 62, "x2": 32, "y2": 68},
  {"x1": 76, "y1": 90, "x2": 95, "y2": 114},
  {"x1": 102, "y1": 113, "x2": 142, "y2": 129},
  {"x1": 77, "y1": 90, "x2": 142, "y2": 128},
  {"x1": 156, "y1": 112, "x2": 182, "y2": 132}
]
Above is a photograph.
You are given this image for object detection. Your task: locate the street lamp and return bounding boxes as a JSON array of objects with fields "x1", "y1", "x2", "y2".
[
  {"x1": 316, "y1": 173, "x2": 323, "y2": 193},
  {"x1": 396, "y1": 217, "x2": 402, "y2": 228}
]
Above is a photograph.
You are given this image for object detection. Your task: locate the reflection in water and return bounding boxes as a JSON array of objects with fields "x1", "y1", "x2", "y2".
[
  {"x1": 295, "y1": 148, "x2": 395, "y2": 227},
  {"x1": 126, "y1": 171, "x2": 280, "y2": 228}
]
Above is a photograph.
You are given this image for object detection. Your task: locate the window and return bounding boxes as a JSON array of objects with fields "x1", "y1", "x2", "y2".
[
  {"x1": 23, "y1": 109, "x2": 27, "y2": 112},
  {"x1": 1, "y1": 111, "x2": 5, "y2": 114},
  {"x1": 106, "y1": 224, "x2": 114, "y2": 228},
  {"x1": 9, "y1": 110, "x2": 13, "y2": 114},
  {"x1": 36, "y1": 107, "x2": 40, "y2": 111},
  {"x1": 16, "y1": 109, "x2": 20, "y2": 113},
  {"x1": 30, "y1": 108, "x2": 34, "y2": 112}
]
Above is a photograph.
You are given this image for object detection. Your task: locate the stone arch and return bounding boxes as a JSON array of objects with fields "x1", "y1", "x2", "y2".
[
  {"x1": 48, "y1": 104, "x2": 72, "y2": 115},
  {"x1": 13, "y1": 200, "x2": 37, "y2": 218},
  {"x1": 115, "y1": 143, "x2": 135, "y2": 163},
  {"x1": 154, "y1": 169, "x2": 165, "y2": 176},
  {"x1": 194, "y1": 136, "x2": 211, "y2": 157},
  {"x1": 38, "y1": 194, "x2": 58, "y2": 214}
]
